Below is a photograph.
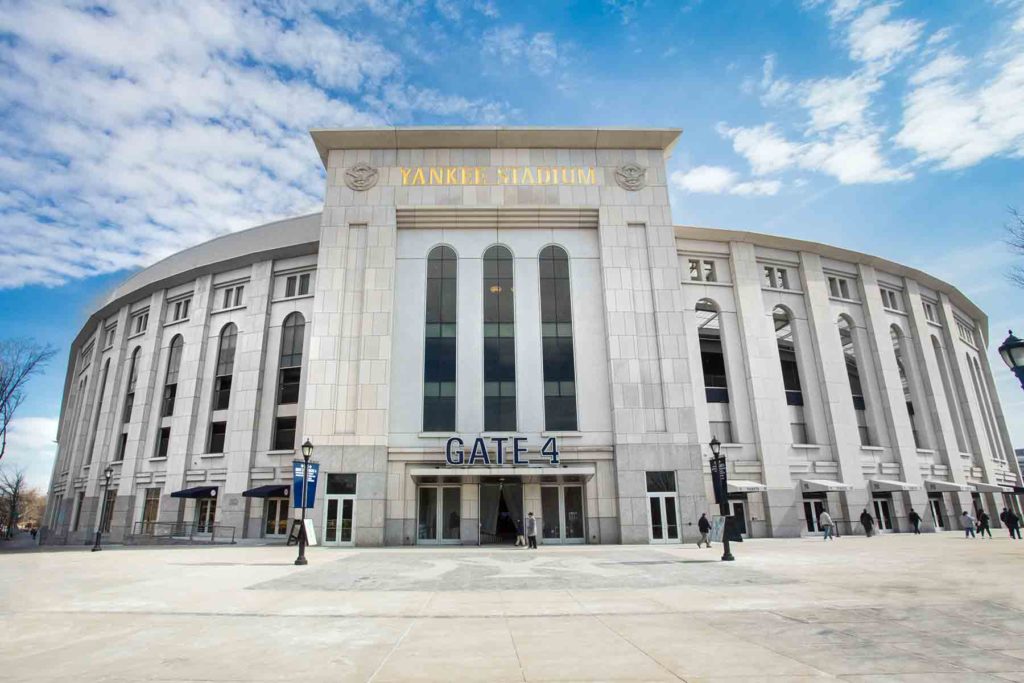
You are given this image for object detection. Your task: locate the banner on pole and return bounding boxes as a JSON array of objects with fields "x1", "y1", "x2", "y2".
[{"x1": 292, "y1": 461, "x2": 320, "y2": 509}]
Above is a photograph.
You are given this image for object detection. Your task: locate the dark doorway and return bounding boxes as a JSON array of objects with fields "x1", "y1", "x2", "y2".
[{"x1": 480, "y1": 481, "x2": 523, "y2": 544}]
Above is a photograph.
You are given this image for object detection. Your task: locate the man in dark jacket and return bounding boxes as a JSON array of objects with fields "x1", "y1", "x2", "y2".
[
  {"x1": 1002, "y1": 508, "x2": 1023, "y2": 539},
  {"x1": 908, "y1": 508, "x2": 922, "y2": 534},
  {"x1": 978, "y1": 510, "x2": 993, "y2": 538},
  {"x1": 860, "y1": 509, "x2": 874, "y2": 537},
  {"x1": 697, "y1": 513, "x2": 712, "y2": 548}
]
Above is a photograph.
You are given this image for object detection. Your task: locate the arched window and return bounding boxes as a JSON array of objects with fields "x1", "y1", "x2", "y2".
[
  {"x1": 86, "y1": 359, "x2": 110, "y2": 465},
  {"x1": 484, "y1": 245, "x2": 515, "y2": 431},
  {"x1": 697, "y1": 298, "x2": 732, "y2": 442},
  {"x1": 970, "y1": 355, "x2": 1003, "y2": 462},
  {"x1": 277, "y1": 313, "x2": 305, "y2": 405},
  {"x1": 162, "y1": 335, "x2": 183, "y2": 417},
  {"x1": 774, "y1": 307, "x2": 809, "y2": 443},
  {"x1": 423, "y1": 246, "x2": 457, "y2": 431},
  {"x1": 539, "y1": 246, "x2": 577, "y2": 431},
  {"x1": 932, "y1": 336, "x2": 967, "y2": 452},
  {"x1": 838, "y1": 316, "x2": 871, "y2": 445},
  {"x1": 891, "y1": 325, "x2": 924, "y2": 448},
  {"x1": 117, "y1": 347, "x2": 141, "y2": 461},
  {"x1": 213, "y1": 324, "x2": 237, "y2": 411}
]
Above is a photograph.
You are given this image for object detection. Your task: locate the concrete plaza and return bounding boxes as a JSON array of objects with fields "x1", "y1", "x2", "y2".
[{"x1": 4, "y1": 533, "x2": 1024, "y2": 682}]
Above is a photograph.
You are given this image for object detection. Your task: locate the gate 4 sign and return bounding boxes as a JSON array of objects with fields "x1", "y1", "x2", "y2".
[{"x1": 445, "y1": 436, "x2": 560, "y2": 466}]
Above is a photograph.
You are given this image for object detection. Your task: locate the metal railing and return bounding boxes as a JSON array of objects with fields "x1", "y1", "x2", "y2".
[{"x1": 130, "y1": 521, "x2": 236, "y2": 544}]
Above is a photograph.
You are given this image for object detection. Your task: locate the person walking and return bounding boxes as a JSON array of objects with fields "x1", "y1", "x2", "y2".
[
  {"x1": 978, "y1": 510, "x2": 993, "y2": 538},
  {"x1": 859, "y1": 509, "x2": 874, "y2": 537},
  {"x1": 819, "y1": 509, "x2": 834, "y2": 540},
  {"x1": 514, "y1": 518, "x2": 525, "y2": 547},
  {"x1": 1011, "y1": 510, "x2": 1023, "y2": 540},
  {"x1": 697, "y1": 513, "x2": 712, "y2": 548},
  {"x1": 525, "y1": 511, "x2": 538, "y2": 549},
  {"x1": 961, "y1": 510, "x2": 976, "y2": 538},
  {"x1": 908, "y1": 508, "x2": 922, "y2": 534}
]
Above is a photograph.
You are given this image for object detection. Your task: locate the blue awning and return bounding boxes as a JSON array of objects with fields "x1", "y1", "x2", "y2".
[
  {"x1": 170, "y1": 486, "x2": 218, "y2": 499},
  {"x1": 242, "y1": 484, "x2": 290, "y2": 498}
]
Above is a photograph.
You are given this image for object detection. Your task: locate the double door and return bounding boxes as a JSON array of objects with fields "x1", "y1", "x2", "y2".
[
  {"x1": 647, "y1": 493, "x2": 680, "y2": 543},
  {"x1": 929, "y1": 496, "x2": 946, "y2": 530},
  {"x1": 803, "y1": 499, "x2": 827, "y2": 533},
  {"x1": 418, "y1": 485, "x2": 461, "y2": 544},
  {"x1": 264, "y1": 498, "x2": 289, "y2": 538},
  {"x1": 195, "y1": 498, "x2": 216, "y2": 534},
  {"x1": 540, "y1": 485, "x2": 585, "y2": 544},
  {"x1": 323, "y1": 495, "x2": 356, "y2": 546},
  {"x1": 873, "y1": 497, "x2": 894, "y2": 532}
]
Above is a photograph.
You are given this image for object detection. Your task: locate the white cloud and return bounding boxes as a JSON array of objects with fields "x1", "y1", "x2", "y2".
[
  {"x1": 845, "y1": 2, "x2": 924, "y2": 71},
  {"x1": 802, "y1": 74, "x2": 882, "y2": 132},
  {"x1": 2, "y1": 416, "x2": 58, "y2": 491},
  {"x1": 481, "y1": 25, "x2": 562, "y2": 75},
  {"x1": 0, "y1": 0, "x2": 512, "y2": 289},
  {"x1": 670, "y1": 165, "x2": 781, "y2": 196},
  {"x1": 718, "y1": 123, "x2": 801, "y2": 175}
]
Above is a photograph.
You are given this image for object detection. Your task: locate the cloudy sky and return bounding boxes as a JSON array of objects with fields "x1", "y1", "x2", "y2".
[{"x1": 1, "y1": 0, "x2": 1023, "y2": 489}]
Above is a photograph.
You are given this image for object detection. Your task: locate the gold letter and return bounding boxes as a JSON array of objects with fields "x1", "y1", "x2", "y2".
[
  {"x1": 412, "y1": 168, "x2": 425, "y2": 185},
  {"x1": 429, "y1": 167, "x2": 443, "y2": 185},
  {"x1": 497, "y1": 167, "x2": 508, "y2": 184},
  {"x1": 446, "y1": 167, "x2": 458, "y2": 185},
  {"x1": 521, "y1": 167, "x2": 535, "y2": 185},
  {"x1": 400, "y1": 167, "x2": 412, "y2": 185},
  {"x1": 578, "y1": 167, "x2": 596, "y2": 185}
]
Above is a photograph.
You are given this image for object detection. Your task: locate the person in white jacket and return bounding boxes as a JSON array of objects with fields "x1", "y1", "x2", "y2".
[
  {"x1": 962, "y1": 511, "x2": 976, "y2": 539},
  {"x1": 819, "y1": 510, "x2": 834, "y2": 540}
]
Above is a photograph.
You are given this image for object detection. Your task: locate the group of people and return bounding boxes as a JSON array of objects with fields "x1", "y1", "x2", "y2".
[
  {"x1": 816, "y1": 506, "x2": 1024, "y2": 539},
  {"x1": 513, "y1": 512, "x2": 539, "y2": 548}
]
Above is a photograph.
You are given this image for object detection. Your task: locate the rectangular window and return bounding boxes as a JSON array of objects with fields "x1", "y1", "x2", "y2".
[
  {"x1": 703, "y1": 260, "x2": 717, "y2": 283},
  {"x1": 72, "y1": 492, "x2": 85, "y2": 532},
  {"x1": 104, "y1": 326, "x2": 116, "y2": 348},
  {"x1": 701, "y1": 340, "x2": 729, "y2": 403},
  {"x1": 278, "y1": 367, "x2": 301, "y2": 405},
  {"x1": 233, "y1": 286, "x2": 243, "y2": 306},
  {"x1": 923, "y1": 301, "x2": 938, "y2": 323},
  {"x1": 540, "y1": 246, "x2": 577, "y2": 431},
  {"x1": 213, "y1": 376, "x2": 232, "y2": 411},
  {"x1": 141, "y1": 488, "x2": 160, "y2": 532},
  {"x1": 880, "y1": 287, "x2": 901, "y2": 311},
  {"x1": 423, "y1": 247, "x2": 457, "y2": 431},
  {"x1": 763, "y1": 266, "x2": 790, "y2": 290},
  {"x1": 222, "y1": 285, "x2": 245, "y2": 309},
  {"x1": 484, "y1": 247, "x2": 516, "y2": 431},
  {"x1": 298, "y1": 273, "x2": 310, "y2": 295},
  {"x1": 285, "y1": 275, "x2": 296, "y2": 298},
  {"x1": 273, "y1": 416, "x2": 297, "y2": 451},
  {"x1": 132, "y1": 312, "x2": 148, "y2": 335},
  {"x1": 326, "y1": 473, "x2": 357, "y2": 495},
  {"x1": 208, "y1": 421, "x2": 226, "y2": 454},
  {"x1": 790, "y1": 422, "x2": 808, "y2": 444},
  {"x1": 161, "y1": 383, "x2": 177, "y2": 417},
  {"x1": 116, "y1": 432, "x2": 128, "y2": 462},
  {"x1": 709, "y1": 420, "x2": 733, "y2": 443},
  {"x1": 101, "y1": 489, "x2": 116, "y2": 533},
  {"x1": 858, "y1": 424, "x2": 871, "y2": 446},
  {"x1": 155, "y1": 426, "x2": 170, "y2": 459},
  {"x1": 645, "y1": 471, "x2": 676, "y2": 493},
  {"x1": 828, "y1": 276, "x2": 851, "y2": 299},
  {"x1": 171, "y1": 299, "x2": 190, "y2": 321},
  {"x1": 688, "y1": 259, "x2": 701, "y2": 281}
]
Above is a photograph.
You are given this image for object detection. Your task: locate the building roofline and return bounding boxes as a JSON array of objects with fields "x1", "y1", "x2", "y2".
[
  {"x1": 674, "y1": 224, "x2": 989, "y2": 343},
  {"x1": 309, "y1": 127, "x2": 684, "y2": 167}
]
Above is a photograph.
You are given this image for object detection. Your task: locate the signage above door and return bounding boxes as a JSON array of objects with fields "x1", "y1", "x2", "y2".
[
  {"x1": 400, "y1": 166, "x2": 596, "y2": 187},
  {"x1": 445, "y1": 436, "x2": 560, "y2": 467}
]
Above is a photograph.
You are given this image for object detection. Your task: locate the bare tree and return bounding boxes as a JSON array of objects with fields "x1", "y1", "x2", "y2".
[
  {"x1": 1008, "y1": 207, "x2": 1024, "y2": 288},
  {"x1": 0, "y1": 338, "x2": 56, "y2": 463},
  {"x1": 0, "y1": 466, "x2": 27, "y2": 538}
]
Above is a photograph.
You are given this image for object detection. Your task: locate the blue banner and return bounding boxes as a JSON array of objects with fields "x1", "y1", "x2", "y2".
[{"x1": 292, "y1": 461, "x2": 319, "y2": 510}]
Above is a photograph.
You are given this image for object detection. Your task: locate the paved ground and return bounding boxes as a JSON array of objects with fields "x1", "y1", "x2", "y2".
[{"x1": 4, "y1": 533, "x2": 1024, "y2": 681}]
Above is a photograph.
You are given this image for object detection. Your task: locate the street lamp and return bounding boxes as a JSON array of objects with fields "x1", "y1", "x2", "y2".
[
  {"x1": 998, "y1": 331, "x2": 1024, "y2": 390},
  {"x1": 295, "y1": 438, "x2": 314, "y2": 566},
  {"x1": 708, "y1": 436, "x2": 735, "y2": 562},
  {"x1": 91, "y1": 465, "x2": 114, "y2": 552}
]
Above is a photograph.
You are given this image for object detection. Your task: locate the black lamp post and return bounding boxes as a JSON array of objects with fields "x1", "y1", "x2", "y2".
[
  {"x1": 998, "y1": 331, "x2": 1024, "y2": 391},
  {"x1": 295, "y1": 438, "x2": 313, "y2": 566},
  {"x1": 91, "y1": 464, "x2": 114, "y2": 552},
  {"x1": 709, "y1": 436, "x2": 735, "y2": 562}
]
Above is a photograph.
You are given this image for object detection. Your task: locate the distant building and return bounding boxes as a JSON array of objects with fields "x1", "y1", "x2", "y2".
[{"x1": 41, "y1": 127, "x2": 1023, "y2": 547}]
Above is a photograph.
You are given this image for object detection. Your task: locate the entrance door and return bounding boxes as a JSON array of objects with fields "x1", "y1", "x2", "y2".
[
  {"x1": 647, "y1": 494, "x2": 680, "y2": 543},
  {"x1": 418, "y1": 485, "x2": 461, "y2": 544},
  {"x1": 322, "y1": 495, "x2": 356, "y2": 546},
  {"x1": 873, "y1": 498, "x2": 894, "y2": 531},
  {"x1": 803, "y1": 499, "x2": 826, "y2": 532},
  {"x1": 540, "y1": 485, "x2": 586, "y2": 544},
  {"x1": 729, "y1": 500, "x2": 748, "y2": 537},
  {"x1": 480, "y1": 482, "x2": 523, "y2": 544},
  {"x1": 264, "y1": 497, "x2": 289, "y2": 538},
  {"x1": 929, "y1": 496, "x2": 945, "y2": 530},
  {"x1": 195, "y1": 498, "x2": 216, "y2": 533}
]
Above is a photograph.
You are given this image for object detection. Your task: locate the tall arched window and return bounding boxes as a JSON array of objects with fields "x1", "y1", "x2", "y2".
[
  {"x1": 539, "y1": 246, "x2": 577, "y2": 431},
  {"x1": 213, "y1": 324, "x2": 237, "y2": 411},
  {"x1": 162, "y1": 335, "x2": 183, "y2": 417},
  {"x1": 970, "y1": 355, "x2": 1003, "y2": 462},
  {"x1": 932, "y1": 336, "x2": 967, "y2": 452},
  {"x1": 774, "y1": 307, "x2": 809, "y2": 443},
  {"x1": 697, "y1": 298, "x2": 732, "y2": 442},
  {"x1": 484, "y1": 245, "x2": 516, "y2": 431},
  {"x1": 423, "y1": 246, "x2": 457, "y2": 431},
  {"x1": 891, "y1": 325, "x2": 924, "y2": 448},
  {"x1": 278, "y1": 313, "x2": 305, "y2": 405},
  {"x1": 86, "y1": 359, "x2": 110, "y2": 465},
  {"x1": 838, "y1": 316, "x2": 871, "y2": 445},
  {"x1": 116, "y1": 347, "x2": 141, "y2": 461}
]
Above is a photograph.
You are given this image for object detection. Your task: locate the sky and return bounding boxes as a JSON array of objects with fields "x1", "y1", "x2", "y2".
[{"x1": 1, "y1": 0, "x2": 1023, "y2": 491}]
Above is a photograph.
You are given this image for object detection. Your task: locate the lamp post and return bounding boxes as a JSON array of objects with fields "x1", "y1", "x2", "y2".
[
  {"x1": 91, "y1": 465, "x2": 114, "y2": 552},
  {"x1": 708, "y1": 436, "x2": 735, "y2": 562},
  {"x1": 998, "y1": 331, "x2": 1024, "y2": 391},
  {"x1": 295, "y1": 438, "x2": 313, "y2": 566}
]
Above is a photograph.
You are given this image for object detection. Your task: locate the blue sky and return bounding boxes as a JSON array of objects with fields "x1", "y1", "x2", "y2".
[{"x1": 1, "y1": 0, "x2": 1023, "y2": 489}]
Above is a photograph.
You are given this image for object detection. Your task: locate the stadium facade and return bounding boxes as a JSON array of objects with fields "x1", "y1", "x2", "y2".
[{"x1": 40, "y1": 127, "x2": 1022, "y2": 546}]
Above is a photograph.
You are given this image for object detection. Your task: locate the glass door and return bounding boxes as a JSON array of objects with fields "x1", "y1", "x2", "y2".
[
  {"x1": 929, "y1": 496, "x2": 945, "y2": 530},
  {"x1": 803, "y1": 499, "x2": 826, "y2": 532},
  {"x1": 195, "y1": 498, "x2": 216, "y2": 534},
  {"x1": 322, "y1": 495, "x2": 356, "y2": 546},
  {"x1": 647, "y1": 494, "x2": 680, "y2": 543},
  {"x1": 418, "y1": 485, "x2": 460, "y2": 544},
  {"x1": 264, "y1": 498, "x2": 289, "y2": 538},
  {"x1": 873, "y1": 498, "x2": 894, "y2": 531},
  {"x1": 730, "y1": 500, "x2": 748, "y2": 537},
  {"x1": 540, "y1": 485, "x2": 586, "y2": 544}
]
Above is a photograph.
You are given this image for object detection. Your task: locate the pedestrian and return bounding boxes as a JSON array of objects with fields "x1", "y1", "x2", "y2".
[
  {"x1": 514, "y1": 518, "x2": 525, "y2": 547},
  {"x1": 908, "y1": 508, "x2": 922, "y2": 534},
  {"x1": 525, "y1": 511, "x2": 538, "y2": 549},
  {"x1": 859, "y1": 509, "x2": 874, "y2": 537},
  {"x1": 961, "y1": 510, "x2": 976, "y2": 538},
  {"x1": 978, "y1": 510, "x2": 993, "y2": 538},
  {"x1": 819, "y1": 509, "x2": 834, "y2": 540},
  {"x1": 1009, "y1": 509, "x2": 1023, "y2": 540},
  {"x1": 30, "y1": 527, "x2": 37, "y2": 540},
  {"x1": 697, "y1": 513, "x2": 712, "y2": 548}
]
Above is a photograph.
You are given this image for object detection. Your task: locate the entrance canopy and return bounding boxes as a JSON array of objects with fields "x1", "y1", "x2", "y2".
[
  {"x1": 728, "y1": 479, "x2": 767, "y2": 493},
  {"x1": 800, "y1": 479, "x2": 852, "y2": 493},
  {"x1": 410, "y1": 465, "x2": 595, "y2": 482},
  {"x1": 242, "y1": 484, "x2": 290, "y2": 498},
  {"x1": 868, "y1": 478, "x2": 921, "y2": 493},
  {"x1": 170, "y1": 485, "x2": 218, "y2": 498},
  {"x1": 923, "y1": 479, "x2": 972, "y2": 493},
  {"x1": 971, "y1": 481, "x2": 1013, "y2": 494}
]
